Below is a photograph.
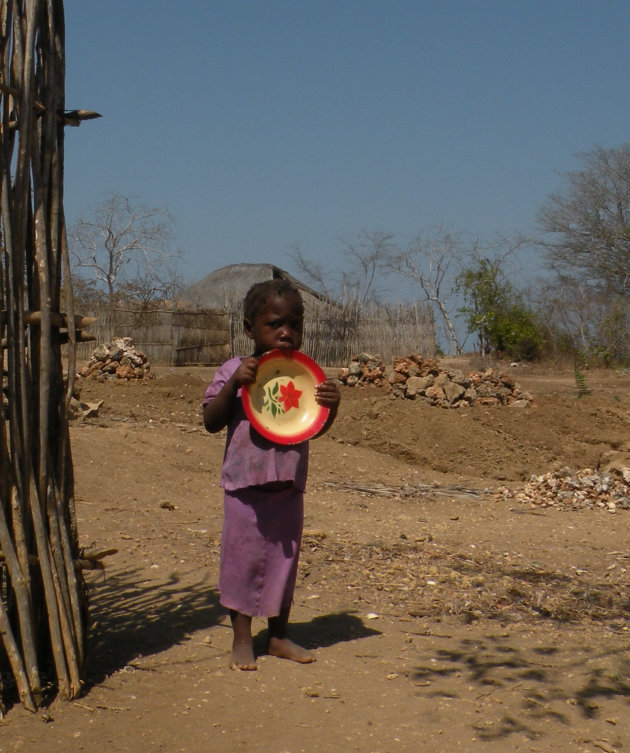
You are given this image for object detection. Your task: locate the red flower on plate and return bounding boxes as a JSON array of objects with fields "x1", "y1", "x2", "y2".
[{"x1": 278, "y1": 380, "x2": 302, "y2": 411}]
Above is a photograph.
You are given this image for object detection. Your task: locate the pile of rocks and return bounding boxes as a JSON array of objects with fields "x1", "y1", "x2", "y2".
[
  {"x1": 337, "y1": 353, "x2": 387, "y2": 387},
  {"x1": 338, "y1": 353, "x2": 533, "y2": 408},
  {"x1": 391, "y1": 355, "x2": 533, "y2": 407},
  {"x1": 78, "y1": 337, "x2": 152, "y2": 380},
  {"x1": 498, "y1": 467, "x2": 630, "y2": 511}
]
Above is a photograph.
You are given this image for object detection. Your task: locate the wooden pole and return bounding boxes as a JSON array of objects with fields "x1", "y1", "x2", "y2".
[{"x1": 1, "y1": 0, "x2": 89, "y2": 710}]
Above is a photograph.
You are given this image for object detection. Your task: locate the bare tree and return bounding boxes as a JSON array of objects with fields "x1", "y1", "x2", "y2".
[
  {"x1": 539, "y1": 144, "x2": 630, "y2": 296},
  {"x1": 69, "y1": 193, "x2": 181, "y2": 311},
  {"x1": 534, "y1": 275, "x2": 630, "y2": 364},
  {"x1": 289, "y1": 231, "x2": 395, "y2": 304},
  {"x1": 339, "y1": 230, "x2": 396, "y2": 303},
  {"x1": 288, "y1": 243, "x2": 333, "y2": 297},
  {"x1": 389, "y1": 229, "x2": 463, "y2": 355}
]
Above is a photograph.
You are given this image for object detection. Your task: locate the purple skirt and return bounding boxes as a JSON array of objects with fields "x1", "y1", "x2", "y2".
[{"x1": 218, "y1": 486, "x2": 304, "y2": 618}]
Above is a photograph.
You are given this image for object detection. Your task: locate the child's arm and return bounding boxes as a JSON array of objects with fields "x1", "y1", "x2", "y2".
[
  {"x1": 313, "y1": 379, "x2": 341, "y2": 437},
  {"x1": 203, "y1": 357, "x2": 258, "y2": 433}
]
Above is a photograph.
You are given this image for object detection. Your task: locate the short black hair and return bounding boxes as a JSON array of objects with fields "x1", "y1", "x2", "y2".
[{"x1": 243, "y1": 279, "x2": 304, "y2": 322}]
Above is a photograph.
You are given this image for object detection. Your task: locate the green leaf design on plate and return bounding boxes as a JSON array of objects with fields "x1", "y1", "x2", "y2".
[{"x1": 261, "y1": 380, "x2": 286, "y2": 417}]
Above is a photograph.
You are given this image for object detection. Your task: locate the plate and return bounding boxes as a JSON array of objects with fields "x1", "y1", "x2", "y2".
[{"x1": 242, "y1": 349, "x2": 329, "y2": 444}]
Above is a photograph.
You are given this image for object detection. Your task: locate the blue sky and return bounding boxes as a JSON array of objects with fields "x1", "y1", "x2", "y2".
[{"x1": 63, "y1": 1, "x2": 630, "y2": 290}]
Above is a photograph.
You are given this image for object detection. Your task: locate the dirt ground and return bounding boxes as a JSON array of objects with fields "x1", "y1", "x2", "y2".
[{"x1": 1, "y1": 357, "x2": 629, "y2": 753}]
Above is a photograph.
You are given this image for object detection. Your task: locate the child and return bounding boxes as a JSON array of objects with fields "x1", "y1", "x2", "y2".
[{"x1": 203, "y1": 279, "x2": 340, "y2": 671}]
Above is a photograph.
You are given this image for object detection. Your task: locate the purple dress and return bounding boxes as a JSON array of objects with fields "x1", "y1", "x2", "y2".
[{"x1": 203, "y1": 357, "x2": 309, "y2": 617}]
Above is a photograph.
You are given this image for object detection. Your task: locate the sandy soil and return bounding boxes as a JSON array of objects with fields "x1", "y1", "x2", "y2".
[{"x1": 1, "y1": 358, "x2": 629, "y2": 753}]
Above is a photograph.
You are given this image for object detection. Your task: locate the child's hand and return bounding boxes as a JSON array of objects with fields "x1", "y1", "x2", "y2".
[
  {"x1": 315, "y1": 379, "x2": 341, "y2": 408},
  {"x1": 204, "y1": 356, "x2": 261, "y2": 434},
  {"x1": 232, "y1": 356, "x2": 258, "y2": 387}
]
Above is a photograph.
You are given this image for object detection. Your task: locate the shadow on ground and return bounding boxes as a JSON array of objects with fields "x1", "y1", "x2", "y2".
[
  {"x1": 86, "y1": 568, "x2": 379, "y2": 683},
  {"x1": 85, "y1": 566, "x2": 223, "y2": 685},
  {"x1": 253, "y1": 610, "x2": 382, "y2": 657},
  {"x1": 412, "y1": 630, "x2": 630, "y2": 742}
]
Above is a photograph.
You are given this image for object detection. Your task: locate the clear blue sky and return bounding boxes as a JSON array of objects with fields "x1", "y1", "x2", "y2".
[{"x1": 63, "y1": 0, "x2": 630, "y2": 290}]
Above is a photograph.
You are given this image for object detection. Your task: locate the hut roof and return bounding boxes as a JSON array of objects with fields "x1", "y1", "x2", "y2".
[{"x1": 178, "y1": 263, "x2": 329, "y2": 310}]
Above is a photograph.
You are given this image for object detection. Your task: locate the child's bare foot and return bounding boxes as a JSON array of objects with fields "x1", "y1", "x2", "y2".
[
  {"x1": 229, "y1": 610, "x2": 256, "y2": 670},
  {"x1": 229, "y1": 639, "x2": 257, "y2": 671},
  {"x1": 267, "y1": 637, "x2": 315, "y2": 664}
]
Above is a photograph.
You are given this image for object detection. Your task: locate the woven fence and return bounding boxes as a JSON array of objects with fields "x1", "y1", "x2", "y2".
[
  {"x1": 76, "y1": 299, "x2": 435, "y2": 369},
  {"x1": 230, "y1": 301, "x2": 436, "y2": 366},
  {"x1": 74, "y1": 304, "x2": 231, "y2": 366}
]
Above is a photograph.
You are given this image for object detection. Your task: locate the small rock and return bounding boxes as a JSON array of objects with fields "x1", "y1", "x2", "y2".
[{"x1": 509, "y1": 399, "x2": 530, "y2": 409}]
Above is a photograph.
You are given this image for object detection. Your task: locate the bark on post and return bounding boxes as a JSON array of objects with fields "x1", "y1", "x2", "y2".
[{"x1": 1, "y1": 0, "x2": 94, "y2": 712}]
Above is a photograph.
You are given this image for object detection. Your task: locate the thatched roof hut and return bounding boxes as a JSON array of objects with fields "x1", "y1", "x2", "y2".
[
  {"x1": 176, "y1": 262, "x2": 435, "y2": 366},
  {"x1": 179, "y1": 263, "x2": 329, "y2": 313}
]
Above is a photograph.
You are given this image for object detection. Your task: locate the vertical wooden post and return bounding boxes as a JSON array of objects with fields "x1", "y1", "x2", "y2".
[{"x1": 1, "y1": 0, "x2": 89, "y2": 711}]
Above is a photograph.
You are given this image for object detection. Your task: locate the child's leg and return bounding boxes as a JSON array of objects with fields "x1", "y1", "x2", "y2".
[
  {"x1": 267, "y1": 606, "x2": 315, "y2": 663},
  {"x1": 229, "y1": 610, "x2": 257, "y2": 671}
]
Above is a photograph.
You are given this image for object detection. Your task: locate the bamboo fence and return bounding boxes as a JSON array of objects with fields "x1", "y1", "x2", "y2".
[{"x1": 1, "y1": 0, "x2": 95, "y2": 713}]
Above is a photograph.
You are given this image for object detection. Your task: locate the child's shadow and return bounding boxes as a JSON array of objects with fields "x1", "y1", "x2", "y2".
[{"x1": 254, "y1": 610, "x2": 381, "y2": 654}]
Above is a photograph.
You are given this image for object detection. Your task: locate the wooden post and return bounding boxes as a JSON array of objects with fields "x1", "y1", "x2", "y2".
[{"x1": 0, "y1": 0, "x2": 91, "y2": 711}]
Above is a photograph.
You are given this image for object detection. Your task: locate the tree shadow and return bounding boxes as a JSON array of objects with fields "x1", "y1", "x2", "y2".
[
  {"x1": 574, "y1": 665, "x2": 630, "y2": 718},
  {"x1": 411, "y1": 631, "x2": 630, "y2": 742},
  {"x1": 84, "y1": 566, "x2": 224, "y2": 687},
  {"x1": 253, "y1": 611, "x2": 381, "y2": 656}
]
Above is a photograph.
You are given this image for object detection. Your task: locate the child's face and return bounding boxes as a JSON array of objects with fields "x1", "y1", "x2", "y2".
[{"x1": 244, "y1": 294, "x2": 303, "y2": 356}]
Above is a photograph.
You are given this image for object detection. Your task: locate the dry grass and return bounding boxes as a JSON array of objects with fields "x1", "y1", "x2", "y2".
[{"x1": 300, "y1": 533, "x2": 630, "y2": 626}]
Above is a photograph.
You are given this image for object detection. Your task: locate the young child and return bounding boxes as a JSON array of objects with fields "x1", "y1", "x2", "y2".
[{"x1": 203, "y1": 279, "x2": 340, "y2": 671}]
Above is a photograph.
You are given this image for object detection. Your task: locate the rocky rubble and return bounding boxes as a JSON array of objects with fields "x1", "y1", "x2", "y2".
[
  {"x1": 499, "y1": 467, "x2": 630, "y2": 511},
  {"x1": 78, "y1": 336, "x2": 152, "y2": 380},
  {"x1": 337, "y1": 353, "x2": 387, "y2": 387},
  {"x1": 338, "y1": 353, "x2": 533, "y2": 407}
]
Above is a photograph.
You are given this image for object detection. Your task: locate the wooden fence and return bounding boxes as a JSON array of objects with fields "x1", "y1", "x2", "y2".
[
  {"x1": 75, "y1": 300, "x2": 435, "y2": 368},
  {"x1": 74, "y1": 304, "x2": 231, "y2": 366},
  {"x1": 1, "y1": 0, "x2": 88, "y2": 712},
  {"x1": 231, "y1": 301, "x2": 436, "y2": 366}
]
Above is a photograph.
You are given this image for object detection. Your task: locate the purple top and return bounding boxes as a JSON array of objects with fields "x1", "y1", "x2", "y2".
[{"x1": 203, "y1": 357, "x2": 309, "y2": 492}]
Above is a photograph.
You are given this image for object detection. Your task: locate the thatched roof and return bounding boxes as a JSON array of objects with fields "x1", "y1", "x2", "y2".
[{"x1": 178, "y1": 263, "x2": 329, "y2": 311}]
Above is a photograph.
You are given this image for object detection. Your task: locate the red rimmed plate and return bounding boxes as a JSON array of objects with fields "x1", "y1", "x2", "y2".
[{"x1": 242, "y1": 349, "x2": 329, "y2": 445}]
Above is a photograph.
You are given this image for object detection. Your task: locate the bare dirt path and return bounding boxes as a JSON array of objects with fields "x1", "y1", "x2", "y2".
[{"x1": 1, "y1": 360, "x2": 629, "y2": 753}]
